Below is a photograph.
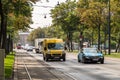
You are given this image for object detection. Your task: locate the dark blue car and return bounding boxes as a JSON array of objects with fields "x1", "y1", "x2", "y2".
[{"x1": 78, "y1": 48, "x2": 104, "y2": 64}]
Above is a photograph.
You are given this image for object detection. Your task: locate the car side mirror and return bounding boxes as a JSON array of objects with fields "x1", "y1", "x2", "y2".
[
  {"x1": 80, "y1": 51, "x2": 83, "y2": 53},
  {"x1": 44, "y1": 47, "x2": 47, "y2": 50},
  {"x1": 100, "y1": 51, "x2": 103, "y2": 53},
  {"x1": 64, "y1": 46, "x2": 67, "y2": 50},
  {"x1": 80, "y1": 49, "x2": 83, "y2": 53}
]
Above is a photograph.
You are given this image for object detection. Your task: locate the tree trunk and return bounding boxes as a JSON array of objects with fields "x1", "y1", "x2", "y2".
[
  {"x1": 70, "y1": 34, "x2": 73, "y2": 52},
  {"x1": 91, "y1": 31, "x2": 94, "y2": 47},
  {"x1": 6, "y1": 37, "x2": 9, "y2": 55},
  {"x1": 79, "y1": 32, "x2": 84, "y2": 50},
  {"x1": 10, "y1": 38, "x2": 13, "y2": 52},
  {"x1": 0, "y1": 1, "x2": 4, "y2": 48},
  {"x1": 104, "y1": 27, "x2": 107, "y2": 55},
  {"x1": 1, "y1": 7, "x2": 8, "y2": 56},
  {"x1": 2, "y1": 15, "x2": 7, "y2": 49},
  {"x1": 115, "y1": 38, "x2": 120, "y2": 53},
  {"x1": 67, "y1": 32, "x2": 70, "y2": 52},
  {"x1": 98, "y1": 24, "x2": 101, "y2": 50}
]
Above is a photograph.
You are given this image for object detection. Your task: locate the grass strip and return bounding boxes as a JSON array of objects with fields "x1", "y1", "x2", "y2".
[
  {"x1": 4, "y1": 52, "x2": 15, "y2": 78},
  {"x1": 105, "y1": 53, "x2": 120, "y2": 58},
  {"x1": 68, "y1": 50, "x2": 120, "y2": 59}
]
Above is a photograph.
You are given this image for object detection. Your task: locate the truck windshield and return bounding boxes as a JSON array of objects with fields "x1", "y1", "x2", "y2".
[{"x1": 48, "y1": 43, "x2": 64, "y2": 50}]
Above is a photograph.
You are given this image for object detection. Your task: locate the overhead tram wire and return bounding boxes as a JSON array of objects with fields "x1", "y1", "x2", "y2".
[{"x1": 32, "y1": 5, "x2": 55, "y2": 18}]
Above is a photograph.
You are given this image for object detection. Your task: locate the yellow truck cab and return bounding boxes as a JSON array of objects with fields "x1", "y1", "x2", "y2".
[{"x1": 42, "y1": 38, "x2": 66, "y2": 61}]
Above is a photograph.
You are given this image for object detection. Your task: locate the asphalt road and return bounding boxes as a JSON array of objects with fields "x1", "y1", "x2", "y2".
[{"x1": 15, "y1": 50, "x2": 120, "y2": 80}]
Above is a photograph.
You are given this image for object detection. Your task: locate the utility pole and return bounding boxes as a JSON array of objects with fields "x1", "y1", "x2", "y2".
[{"x1": 108, "y1": 0, "x2": 111, "y2": 55}]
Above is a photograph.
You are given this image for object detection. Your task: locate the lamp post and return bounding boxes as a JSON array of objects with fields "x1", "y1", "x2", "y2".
[{"x1": 108, "y1": 0, "x2": 111, "y2": 55}]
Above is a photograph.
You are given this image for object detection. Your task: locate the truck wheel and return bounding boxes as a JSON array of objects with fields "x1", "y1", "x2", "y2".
[
  {"x1": 43, "y1": 54, "x2": 45, "y2": 60},
  {"x1": 43, "y1": 56, "x2": 45, "y2": 60},
  {"x1": 63, "y1": 54, "x2": 66, "y2": 61},
  {"x1": 63, "y1": 57, "x2": 66, "y2": 61},
  {"x1": 45, "y1": 55, "x2": 49, "y2": 61}
]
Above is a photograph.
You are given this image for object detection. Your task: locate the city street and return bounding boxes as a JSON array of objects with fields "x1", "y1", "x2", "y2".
[{"x1": 14, "y1": 50, "x2": 120, "y2": 80}]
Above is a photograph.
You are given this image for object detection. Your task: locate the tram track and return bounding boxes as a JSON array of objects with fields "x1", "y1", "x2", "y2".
[
  {"x1": 16, "y1": 52, "x2": 32, "y2": 80},
  {"x1": 22, "y1": 54, "x2": 32, "y2": 80},
  {"x1": 16, "y1": 51, "x2": 75, "y2": 80},
  {"x1": 27, "y1": 52, "x2": 75, "y2": 80}
]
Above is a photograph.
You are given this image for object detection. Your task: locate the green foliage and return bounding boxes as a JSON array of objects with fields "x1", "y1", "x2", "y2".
[
  {"x1": 111, "y1": 40, "x2": 117, "y2": 49},
  {"x1": 0, "y1": 0, "x2": 39, "y2": 48},
  {"x1": 51, "y1": 0, "x2": 79, "y2": 34},
  {"x1": 49, "y1": 0, "x2": 120, "y2": 47},
  {"x1": 27, "y1": 27, "x2": 43, "y2": 41},
  {"x1": 75, "y1": 0, "x2": 120, "y2": 47},
  {"x1": 27, "y1": 0, "x2": 120, "y2": 51}
]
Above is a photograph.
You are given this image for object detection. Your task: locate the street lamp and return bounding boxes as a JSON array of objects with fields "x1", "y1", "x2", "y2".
[{"x1": 108, "y1": 0, "x2": 111, "y2": 55}]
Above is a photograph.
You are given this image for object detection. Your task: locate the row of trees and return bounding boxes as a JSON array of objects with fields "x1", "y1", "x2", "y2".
[
  {"x1": 51, "y1": 0, "x2": 120, "y2": 53},
  {"x1": 28, "y1": 0, "x2": 120, "y2": 53},
  {"x1": 0, "y1": 0, "x2": 39, "y2": 56}
]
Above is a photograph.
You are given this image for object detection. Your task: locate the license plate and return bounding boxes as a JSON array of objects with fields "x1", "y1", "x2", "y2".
[
  {"x1": 93, "y1": 59, "x2": 98, "y2": 61},
  {"x1": 54, "y1": 57, "x2": 60, "y2": 58}
]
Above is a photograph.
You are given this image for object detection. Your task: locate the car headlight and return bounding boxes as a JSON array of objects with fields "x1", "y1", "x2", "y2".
[
  {"x1": 83, "y1": 55, "x2": 89, "y2": 59},
  {"x1": 48, "y1": 50, "x2": 50, "y2": 54},
  {"x1": 85, "y1": 56, "x2": 89, "y2": 59},
  {"x1": 85, "y1": 56, "x2": 90, "y2": 59},
  {"x1": 100, "y1": 56, "x2": 104, "y2": 58}
]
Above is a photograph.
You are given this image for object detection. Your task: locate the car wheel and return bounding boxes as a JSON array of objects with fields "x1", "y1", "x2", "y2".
[
  {"x1": 78, "y1": 56, "x2": 81, "y2": 62},
  {"x1": 45, "y1": 57, "x2": 48, "y2": 61},
  {"x1": 43, "y1": 56, "x2": 45, "y2": 60},
  {"x1": 45, "y1": 54, "x2": 49, "y2": 62},
  {"x1": 100, "y1": 60, "x2": 104, "y2": 64},
  {"x1": 62, "y1": 54, "x2": 66, "y2": 61},
  {"x1": 82, "y1": 57, "x2": 85, "y2": 63}
]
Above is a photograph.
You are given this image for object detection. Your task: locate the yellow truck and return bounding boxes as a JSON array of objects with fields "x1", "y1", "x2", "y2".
[{"x1": 42, "y1": 38, "x2": 66, "y2": 61}]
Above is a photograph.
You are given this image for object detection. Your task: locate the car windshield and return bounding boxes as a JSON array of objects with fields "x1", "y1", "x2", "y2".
[
  {"x1": 48, "y1": 43, "x2": 64, "y2": 50},
  {"x1": 83, "y1": 48, "x2": 98, "y2": 53},
  {"x1": 28, "y1": 46, "x2": 33, "y2": 48}
]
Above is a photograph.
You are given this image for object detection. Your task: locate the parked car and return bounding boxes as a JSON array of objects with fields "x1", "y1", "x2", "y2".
[
  {"x1": 17, "y1": 44, "x2": 21, "y2": 49},
  {"x1": 17, "y1": 46, "x2": 21, "y2": 49},
  {"x1": 27, "y1": 46, "x2": 33, "y2": 51},
  {"x1": 78, "y1": 48, "x2": 104, "y2": 64}
]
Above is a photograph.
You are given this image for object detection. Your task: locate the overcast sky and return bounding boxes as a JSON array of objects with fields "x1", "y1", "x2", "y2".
[{"x1": 30, "y1": 0, "x2": 66, "y2": 30}]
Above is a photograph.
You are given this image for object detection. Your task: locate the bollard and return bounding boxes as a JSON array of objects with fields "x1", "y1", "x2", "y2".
[{"x1": 0, "y1": 49, "x2": 5, "y2": 80}]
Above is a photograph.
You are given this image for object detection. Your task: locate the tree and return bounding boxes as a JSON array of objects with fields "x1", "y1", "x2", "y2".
[
  {"x1": 51, "y1": 0, "x2": 80, "y2": 51},
  {"x1": 110, "y1": 0, "x2": 120, "y2": 52},
  {"x1": 0, "y1": 0, "x2": 39, "y2": 55},
  {"x1": 76, "y1": 0, "x2": 107, "y2": 50},
  {"x1": 27, "y1": 27, "x2": 46, "y2": 44}
]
